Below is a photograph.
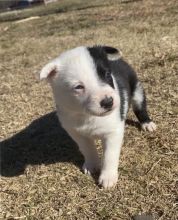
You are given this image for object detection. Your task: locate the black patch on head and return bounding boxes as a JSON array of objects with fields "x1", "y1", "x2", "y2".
[{"x1": 87, "y1": 46, "x2": 114, "y2": 88}]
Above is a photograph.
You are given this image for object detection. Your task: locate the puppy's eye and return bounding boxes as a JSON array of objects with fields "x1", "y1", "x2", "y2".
[
  {"x1": 105, "y1": 72, "x2": 114, "y2": 88},
  {"x1": 74, "y1": 85, "x2": 85, "y2": 90}
]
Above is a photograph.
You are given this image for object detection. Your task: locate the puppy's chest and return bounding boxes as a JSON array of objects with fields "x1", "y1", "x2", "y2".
[{"x1": 58, "y1": 112, "x2": 120, "y2": 137}]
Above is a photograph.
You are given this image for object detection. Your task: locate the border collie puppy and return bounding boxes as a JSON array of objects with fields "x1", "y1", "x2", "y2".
[{"x1": 40, "y1": 46, "x2": 156, "y2": 188}]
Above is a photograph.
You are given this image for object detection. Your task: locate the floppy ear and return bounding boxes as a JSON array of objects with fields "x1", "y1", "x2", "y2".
[
  {"x1": 103, "y1": 46, "x2": 122, "y2": 61},
  {"x1": 40, "y1": 62, "x2": 59, "y2": 80}
]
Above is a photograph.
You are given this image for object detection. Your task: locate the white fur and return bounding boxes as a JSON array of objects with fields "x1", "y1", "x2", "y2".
[
  {"x1": 107, "y1": 48, "x2": 122, "y2": 61},
  {"x1": 40, "y1": 46, "x2": 124, "y2": 188},
  {"x1": 132, "y1": 82, "x2": 144, "y2": 109},
  {"x1": 99, "y1": 122, "x2": 124, "y2": 188},
  {"x1": 40, "y1": 62, "x2": 58, "y2": 80},
  {"x1": 107, "y1": 53, "x2": 121, "y2": 61},
  {"x1": 122, "y1": 90, "x2": 129, "y2": 118},
  {"x1": 141, "y1": 121, "x2": 157, "y2": 132}
]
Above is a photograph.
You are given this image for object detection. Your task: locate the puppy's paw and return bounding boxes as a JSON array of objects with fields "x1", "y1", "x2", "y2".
[
  {"x1": 99, "y1": 170, "x2": 118, "y2": 189},
  {"x1": 82, "y1": 161, "x2": 100, "y2": 175},
  {"x1": 141, "y1": 121, "x2": 157, "y2": 132}
]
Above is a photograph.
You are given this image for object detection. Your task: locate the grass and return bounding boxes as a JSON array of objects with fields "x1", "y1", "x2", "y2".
[
  {"x1": 0, "y1": 0, "x2": 110, "y2": 22},
  {"x1": 0, "y1": 0, "x2": 178, "y2": 219}
]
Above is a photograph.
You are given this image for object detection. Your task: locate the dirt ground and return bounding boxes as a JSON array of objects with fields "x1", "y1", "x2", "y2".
[{"x1": 0, "y1": 0, "x2": 178, "y2": 219}]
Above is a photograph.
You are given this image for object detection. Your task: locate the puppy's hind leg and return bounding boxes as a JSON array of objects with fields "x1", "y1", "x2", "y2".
[
  {"x1": 68, "y1": 131, "x2": 100, "y2": 175},
  {"x1": 132, "y1": 82, "x2": 156, "y2": 132}
]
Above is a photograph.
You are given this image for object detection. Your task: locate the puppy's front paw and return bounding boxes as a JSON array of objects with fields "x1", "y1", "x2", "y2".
[
  {"x1": 99, "y1": 170, "x2": 118, "y2": 189},
  {"x1": 141, "y1": 121, "x2": 157, "y2": 132},
  {"x1": 82, "y1": 161, "x2": 100, "y2": 175}
]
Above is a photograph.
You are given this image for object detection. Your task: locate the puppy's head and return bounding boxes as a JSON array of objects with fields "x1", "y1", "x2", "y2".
[{"x1": 40, "y1": 46, "x2": 121, "y2": 116}]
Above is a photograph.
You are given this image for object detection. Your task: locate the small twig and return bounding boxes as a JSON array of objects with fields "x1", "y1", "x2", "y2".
[
  {"x1": 0, "y1": 190, "x2": 17, "y2": 195},
  {"x1": 146, "y1": 158, "x2": 162, "y2": 174},
  {"x1": 11, "y1": 216, "x2": 26, "y2": 219}
]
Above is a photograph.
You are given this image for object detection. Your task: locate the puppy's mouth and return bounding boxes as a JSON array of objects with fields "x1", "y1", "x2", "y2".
[
  {"x1": 87, "y1": 108, "x2": 114, "y2": 117},
  {"x1": 100, "y1": 108, "x2": 113, "y2": 116}
]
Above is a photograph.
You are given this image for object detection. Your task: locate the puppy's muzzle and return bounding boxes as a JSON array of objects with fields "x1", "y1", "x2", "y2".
[{"x1": 100, "y1": 96, "x2": 113, "y2": 110}]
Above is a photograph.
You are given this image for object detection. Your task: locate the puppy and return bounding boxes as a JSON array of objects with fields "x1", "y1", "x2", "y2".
[{"x1": 40, "y1": 46, "x2": 156, "y2": 188}]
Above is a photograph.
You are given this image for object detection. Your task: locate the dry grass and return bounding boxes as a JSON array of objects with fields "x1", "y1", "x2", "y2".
[{"x1": 0, "y1": 0, "x2": 178, "y2": 219}]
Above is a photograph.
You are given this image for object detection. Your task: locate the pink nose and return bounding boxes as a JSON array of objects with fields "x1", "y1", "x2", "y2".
[{"x1": 100, "y1": 96, "x2": 113, "y2": 109}]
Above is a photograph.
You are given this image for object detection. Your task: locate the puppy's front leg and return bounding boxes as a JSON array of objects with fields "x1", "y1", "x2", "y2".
[
  {"x1": 99, "y1": 127, "x2": 124, "y2": 189},
  {"x1": 68, "y1": 131, "x2": 100, "y2": 175}
]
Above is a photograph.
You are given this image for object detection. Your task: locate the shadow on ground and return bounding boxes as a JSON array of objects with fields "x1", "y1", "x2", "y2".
[
  {"x1": 0, "y1": 111, "x2": 83, "y2": 177},
  {"x1": 0, "y1": 111, "x2": 140, "y2": 177}
]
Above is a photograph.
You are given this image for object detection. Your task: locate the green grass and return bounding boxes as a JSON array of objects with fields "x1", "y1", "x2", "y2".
[{"x1": 0, "y1": 0, "x2": 178, "y2": 219}]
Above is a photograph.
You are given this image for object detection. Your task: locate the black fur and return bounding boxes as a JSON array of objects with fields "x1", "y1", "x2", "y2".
[
  {"x1": 102, "y1": 46, "x2": 119, "y2": 55},
  {"x1": 87, "y1": 46, "x2": 114, "y2": 89},
  {"x1": 132, "y1": 89, "x2": 151, "y2": 123},
  {"x1": 88, "y1": 46, "x2": 152, "y2": 123}
]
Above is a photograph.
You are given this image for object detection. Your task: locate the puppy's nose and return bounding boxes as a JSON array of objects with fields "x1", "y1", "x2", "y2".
[{"x1": 100, "y1": 96, "x2": 113, "y2": 109}]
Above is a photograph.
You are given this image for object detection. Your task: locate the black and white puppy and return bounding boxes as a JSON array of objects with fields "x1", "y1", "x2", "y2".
[{"x1": 40, "y1": 46, "x2": 156, "y2": 188}]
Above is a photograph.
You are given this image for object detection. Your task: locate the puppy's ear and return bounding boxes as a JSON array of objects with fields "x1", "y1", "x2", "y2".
[
  {"x1": 40, "y1": 62, "x2": 59, "y2": 80},
  {"x1": 103, "y1": 46, "x2": 122, "y2": 61}
]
